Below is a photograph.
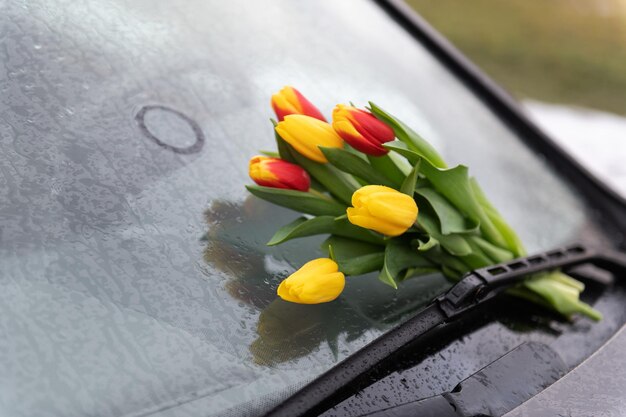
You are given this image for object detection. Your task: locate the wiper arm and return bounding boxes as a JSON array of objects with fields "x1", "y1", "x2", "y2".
[
  {"x1": 438, "y1": 244, "x2": 626, "y2": 317},
  {"x1": 265, "y1": 244, "x2": 626, "y2": 417}
]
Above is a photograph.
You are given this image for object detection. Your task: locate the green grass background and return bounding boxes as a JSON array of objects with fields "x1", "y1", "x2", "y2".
[{"x1": 407, "y1": 0, "x2": 626, "y2": 115}]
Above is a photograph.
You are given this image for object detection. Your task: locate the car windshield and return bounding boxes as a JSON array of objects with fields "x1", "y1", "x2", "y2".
[{"x1": 0, "y1": 0, "x2": 611, "y2": 416}]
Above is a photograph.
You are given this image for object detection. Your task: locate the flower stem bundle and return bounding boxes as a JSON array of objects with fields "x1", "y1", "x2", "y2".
[{"x1": 246, "y1": 86, "x2": 601, "y2": 321}]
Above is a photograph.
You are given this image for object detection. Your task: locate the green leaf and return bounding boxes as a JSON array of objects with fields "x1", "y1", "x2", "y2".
[
  {"x1": 332, "y1": 217, "x2": 385, "y2": 245},
  {"x1": 327, "y1": 244, "x2": 336, "y2": 262},
  {"x1": 322, "y1": 236, "x2": 385, "y2": 276},
  {"x1": 470, "y1": 178, "x2": 526, "y2": 257},
  {"x1": 415, "y1": 201, "x2": 441, "y2": 236},
  {"x1": 309, "y1": 178, "x2": 326, "y2": 192},
  {"x1": 425, "y1": 165, "x2": 505, "y2": 247},
  {"x1": 415, "y1": 201, "x2": 472, "y2": 256},
  {"x1": 403, "y1": 266, "x2": 441, "y2": 280},
  {"x1": 486, "y1": 211, "x2": 526, "y2": 257},
  {"x1": 417, "y1": 235, "x2": 439, "y2": 252},
  {"x1": 342, "y1": 144, "x2": 369, "y2": 160},
  {"x1": 546, "y1": 271, "x2": 585, "y2": 292},
  {"x1": 417, "y1": 199, "x2": 497, "y2": 268},
  {"x1": 422, "y1": 245, "x2": 470, "y2": 280},
  {"x1": 267, "y1": 215, "x2": 384, "y2": 246},
  {"x1": 400, "y1": 159, "x2": 421, "y2": 196},
  {"x1": 378, "y1": 239, "x2": 436, "y2": 289},
  {"x1": 469, "y1": 236, "x2": 515, "y2": 263},
  {"x1": 260, "y1": 150, "x2": 280, "y2": 158},
  {"x1": 441, "y1": 235, "x2": 473, "y2": 256},
  {"x1": 383, "y1": 142, "x2": 420, "y2": 164},
  {"x1": 246, "y1": 185, "x2": 346, "y2": 216},
  {"x1": 415, "y1": 188, "x2": 479, "y2": 235},
  {"x1": 285, "y1": 144, "x2": 358, "y2": 206},
  {"x1": 369, "y1": 102, "x2": 447, "y2": 169},
  {"x1": 367, "y1": 154, "x2": 407, "y2": 186},
  {"x1": 274, "y1": 131, "x2": 298, "y2": 164},
  {"x1": 442, "y1": 265, "x2": 464, "y2": 280},
  {"x1": 267, "y1": 216, "x2": 334, "y2": 246},
  {"x1": 461, "y1": 238, "x2": 494, "y2": 269},
  {"x1": 522, "y1": 272, "x2": 602, "y2": 321},
  {"x1": 274, "y1": 130, "x2": 358, "y2": 204},
  {"x1": 385, "y1": 143, "x2": 506, "y2": 248},
  {"x1": 320, "y1": 147, "x2": 395, "y2": 187}
]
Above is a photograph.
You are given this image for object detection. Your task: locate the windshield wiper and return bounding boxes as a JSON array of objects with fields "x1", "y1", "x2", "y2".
[{"x1": 265, "y1": 244, "x2": 626, "y2": 417}]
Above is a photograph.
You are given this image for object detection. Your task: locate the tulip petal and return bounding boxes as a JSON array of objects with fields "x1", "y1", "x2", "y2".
[
  {"x1": 276, "y1": 124, "x2": 325, "y2": 163},
  {"x1": 292, "y1": 88, "x2": 326, "y2": 122},
  {"x1": 301, "y1": 272, "x2": 345, "y2": 303},
  {"x1": 276, "y1": 258, "x2": 345, "y2": 304},
  {"x1": 347, "y1": 186, "x2": 418, "y2": 236},
  {"x1": 249, "y1": 155, "x2": 310, "y2": 191},
  {"x1": 352, "y1": 185, "x2": 397, "y2": 209},
  {"x1": 266, "y1": 159, "x2": 310, "y2": 191},
  {"x1": 297, "y1": 258, "x2": 339, "y2": 275},
  {"x1": 271, "y1": 92, "x2": 301, "y2": 121},
  {"x1": 271, "y1": 86, "x2": 326, "y2": 122},
  {"x1": 334, "y1": 120, "x2": 386, "y2": 155},
  {"x1": 276, "y1": 115, "x2": 343, "y2": 163},
  {"x1": 351, "y1": 109, "x2": 395, "y2": 145},
  {"x1": 347, "y1": 211, "x2": 406, "y2": 237},
  {"x1": 366, "y1": 193, "x2": 418, "y2": 227},
  {"x1": 332, "y1": 105, "x2": 393, "y2": 156},
  {"x1": 277, "y1": 280, "x2": 301, "y2": 303}
]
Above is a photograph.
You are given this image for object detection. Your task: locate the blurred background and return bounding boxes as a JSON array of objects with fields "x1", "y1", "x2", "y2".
[{"x1": 408, "y1": 0, "x2": 626, "y2": 196}]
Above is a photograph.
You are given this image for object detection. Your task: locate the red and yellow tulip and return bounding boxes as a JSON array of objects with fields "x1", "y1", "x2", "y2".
[
  {"x1": 275, "y1": 115, "x2": 344, "y2": 163},
  {"x1": 271, "y1": 86, "x2": 327, "y2": 122},
  {"x1": 277, "y1": 258, "x2": 345, "y2": 304},
  {"x1": 332, "y1": 105, "x2": 395, "y2": 156},
  {"x1": 347, "y1": 185, "x2": 418, "y2": 236},
  {"x1": 249, "y1": 156, "x2": 310, "y2": 191}
]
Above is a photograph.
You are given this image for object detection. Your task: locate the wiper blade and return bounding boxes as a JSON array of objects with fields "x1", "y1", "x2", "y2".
[{"x1": 265, "y1": 244, "x2": 626, "y2": 417}]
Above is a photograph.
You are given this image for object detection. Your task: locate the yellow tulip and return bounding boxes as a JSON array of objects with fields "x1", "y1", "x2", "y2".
[
  {"x1": 275, "y1": 115, "x2": 344, "y2": 163},
  {"x1": 347, "y1": 185, "x2": 418, "y2": 236},
  {"x1": 277, "y1": 258, "x2": 345, "y2": 304}
]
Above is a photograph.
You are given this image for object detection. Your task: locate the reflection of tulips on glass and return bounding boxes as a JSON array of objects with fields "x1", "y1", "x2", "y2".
[
  {"x1": 202, "y1": 198, "x2": 377, "y2": 366},
  {"x1": 245, "y1": 86, "x2": 601, "y2": 321},
  {"x1": 250, "y1": 300, "x2": 334, "y2": 366}
]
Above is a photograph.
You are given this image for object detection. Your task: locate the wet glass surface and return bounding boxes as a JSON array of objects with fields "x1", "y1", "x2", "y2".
[{"x1": 0, "y1": 0, "x2": 616, "y2": 416}]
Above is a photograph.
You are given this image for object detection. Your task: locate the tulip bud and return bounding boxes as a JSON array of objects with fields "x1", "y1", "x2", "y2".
[
  {"x1": 332, "y1": 104, "x2": 395, "y2": 156},
  {"x1": 277, "y1": 258, "x2": 345, "y2": 304},
  {"x1": 271, "y1": 86, "x2": 327, "y2": 122},
  {"x1": 347, "y1": 185, "x2": 418, "y2": 236},
  {"x1": 275, "y1": 115, "x2": 344, "y2": 163},
  {"x1": 249, "y1": 155, "x2": 310, "y2": 191}
]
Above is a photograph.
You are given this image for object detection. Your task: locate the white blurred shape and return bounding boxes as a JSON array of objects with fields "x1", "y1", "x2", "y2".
[{"x1": 523, "y1": 100, "x2": 626, "y2": 198}]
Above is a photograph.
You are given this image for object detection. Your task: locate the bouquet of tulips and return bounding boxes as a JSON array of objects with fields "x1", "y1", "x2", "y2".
[{"x1": 246, "y1": 86, "x2": 600, "y2": 321}]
